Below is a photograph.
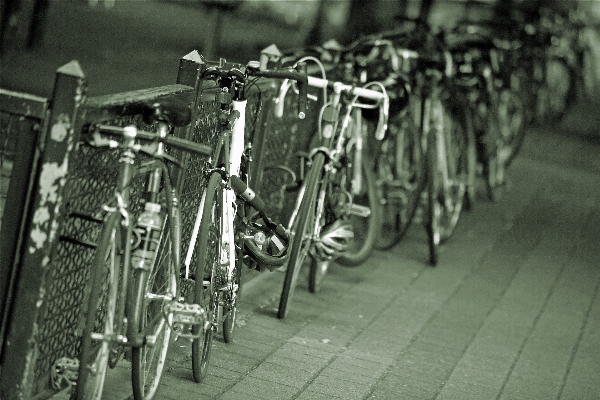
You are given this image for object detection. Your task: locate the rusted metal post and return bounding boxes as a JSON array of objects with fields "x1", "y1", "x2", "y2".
[{"x1": 0, "y1": 60, "x2": 86, "y2": 399}]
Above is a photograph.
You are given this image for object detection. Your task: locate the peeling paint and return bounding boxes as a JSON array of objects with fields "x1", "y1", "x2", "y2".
[
  {"x1": 50, "y1": 114, "x2": 71, "y2": 142},
  {"x1": 30, "y1": 227, "x2": 47, "y2": 251},
  {"x1": 28, "y1": 158, "x2": 69, "y2": 253}
]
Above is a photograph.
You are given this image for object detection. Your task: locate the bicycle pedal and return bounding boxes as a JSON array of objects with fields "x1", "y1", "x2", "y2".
[
  {"x1": 386, "y1": 190, "x2": 409, "y2": 201},
  {"x1": 347, "y1": 204, "x2": 371, "y2": 217},
  {"x1": 170, "y1": 301, "x2": 205, "y2": 326}
]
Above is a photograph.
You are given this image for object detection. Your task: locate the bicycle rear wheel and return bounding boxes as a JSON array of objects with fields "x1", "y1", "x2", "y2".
[
  {"x1": 75, "y1": 211, "x2": 121, "y2": 400},
  {"x1": 426, "y1": 99, "x2": 469, "y2": 266},
  {"x1": 131, "y1": 213, "x2": 177, "y2": 400},
  {"x1": 536, "y1": 57, "x2": 573, "y2": 122},
  {"x1": 278, "y1": 152, "x2": 325, "y2": 319},
  {"x1": 483, "y1": 87, "x2": 525, "y2": 201},
  {"x1": 191, "y1": 171, "x2": 222, "y2": 382},
  {"x1": 374, "y1": 113, "x2": 425, "y2": 250},
  {"x1": 497, "y1": 88, "x2": 525, "y2": 168}
]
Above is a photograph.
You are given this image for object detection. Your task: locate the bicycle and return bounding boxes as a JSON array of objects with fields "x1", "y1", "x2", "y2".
[
  {"x1": 395, "y1": 18, "x2": 476, "y2": 266},
  {"x1": 333, "y1": 35, "x2": 427, "y2": 251},
  {"x1": 447, "y1": 20, "x2": 526, "y2": 201},
  {"x1": 185, "y1": 54, "x2": 308, "y2": 381},
  {"x1": 367, "y1": 16, "x2": 474, "y2": 266},
  {"x1": 275, "y1": 69, "x2": 389, "y2": 317},
  {"x1": 75, "y1": 102, "x2": 212, "y2": 400}
]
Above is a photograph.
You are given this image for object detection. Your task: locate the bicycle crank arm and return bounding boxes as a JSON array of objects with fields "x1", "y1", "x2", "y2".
[
  {"x1": 90, "y1": 332, "x2": 128, "y2": 344},
  {"x1": 347, "y1": 204, "x2": 371, "y2": 218}
]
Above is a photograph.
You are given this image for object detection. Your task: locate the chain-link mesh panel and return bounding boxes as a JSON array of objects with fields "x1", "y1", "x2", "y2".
[
  {"x1": 254, "y1": 87, "x2": 320, "y2": 225},
  {"x1": 178, "y1": 94, "x2": 220, "y2": 284}
]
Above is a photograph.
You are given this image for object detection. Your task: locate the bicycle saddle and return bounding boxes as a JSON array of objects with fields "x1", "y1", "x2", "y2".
[{"x1": 140, "y1": 100, "x2": 192, "y2": 127}]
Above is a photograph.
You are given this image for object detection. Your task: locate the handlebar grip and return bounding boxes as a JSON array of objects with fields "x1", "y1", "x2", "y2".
[
  {"x1": 295, "y1": 62, "x2": 308, "y2": 119},
  {"x1": 230, "y1": 175, "x2": 267, "y2": 214}
]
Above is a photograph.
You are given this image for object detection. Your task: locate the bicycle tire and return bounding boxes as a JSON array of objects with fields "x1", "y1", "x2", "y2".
[
  {"x1": 426, "y1": 98, "x2": 469, "y2": 265},
  {"x1": 374, "y1": 111, "x2": 425, "y2": 251},
  {"x1": 425, "y1": 103, "x2": 440, "y2": 266},
  {"x1": 536, "y1": 57, "x2": 573, "y2": 123},
  {"x1": 497, "y1": 88, "x2": 526, "y2": 169},
  {"x1": 191, "y1": 171, "x2": 222, "y2": 382},
  {"x1": 131, "y1": 211, "x2": 177, "y2": 400},
  {"x1": 308, "y1": 258, "x2": 329, "y2": 293},
  {"x1": 336, "y1": 155, "x2": 381, "y2": 266},
  {"x1": 75, "y1": 211, "x2": 121, "y2": 400},
  {"x1": 278, "y1": 152, "x2": 325, "y2": 319},
  {"x1": 439, "y1": 103, "x2": 469, "y2": 242},
  {"x1": 483, "y1": 87, "x2": 524, "y2": 202}
]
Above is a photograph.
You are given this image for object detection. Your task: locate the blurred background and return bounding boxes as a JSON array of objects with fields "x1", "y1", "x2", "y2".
[{"x1": 1, "y1": 0, "x2": 599, "y2": 97}]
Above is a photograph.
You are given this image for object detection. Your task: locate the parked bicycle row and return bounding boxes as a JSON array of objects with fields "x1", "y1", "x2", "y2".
[{"x1": 70, "y1": 7, "x2": 593, "y2": 400}]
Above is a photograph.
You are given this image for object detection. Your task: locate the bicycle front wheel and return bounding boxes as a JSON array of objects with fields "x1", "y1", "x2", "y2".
[
  {"x1": 483, "y1": 87, "x2": 525, "y2": 201},
  {"x1": 191, "y1": 171, "x2": 222, "y2": 382},
  {"x1": 374, "y1": 111, "x2": 425, "y2": 250},
  {"x1": 131, "y1": 213, "x2": 177, "y2": 400},
  {"x1": 76, "y1": 211, "x2": 121, "y2": 400},
  {"x1": 426, "y1": 99, "x2": 469, "y2": 266},
  {"x1": 337, "y1": 155, "x2": 381, "y2": 266},
  {"x1": 278, "y1": 152, "x2": 325, "y2": 319}
]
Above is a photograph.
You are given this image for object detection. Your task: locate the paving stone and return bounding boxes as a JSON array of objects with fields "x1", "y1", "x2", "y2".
[
  {"x1": 248, "y1": 361, "x2": 315, "y2": 389},
  {"x1": 226, "y1": 376, "x2": 300, "y2": 399}
]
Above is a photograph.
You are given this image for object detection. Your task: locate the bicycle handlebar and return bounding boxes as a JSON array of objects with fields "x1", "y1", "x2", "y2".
[
  {"x1": 307, "y1": 76, "x2": 388, "y2": 102},
  {"x1": 307, "y1": 76, "x2": 389, "y2": 140},
  {"x1": 203, "y1": 58, "x2": 308, "y2": 120},
  {"x1": 92, "y1": 124, "x2": 213, "y2": 157},
  {"x1": 251, "y1": 63, "x2": 308, "y2": 119}
]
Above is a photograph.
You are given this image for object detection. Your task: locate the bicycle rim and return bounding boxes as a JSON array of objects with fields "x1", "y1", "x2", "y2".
[
  {"x1": 497, "y1": 89, "x2": 525, "y2": 169},
  {"x1": 374, "y1": 113, "x2": 425, "y2": 250},
  {"x1": 131, "y1": 214, "x2": 176, "y2": 400},
  {"x1": 191, "y1": 171, "x2": 222, "y2": 382},
  {"x1": 76, "y1": 212, "x2": 121, "y2": 400},
  {"x1": 278, "y1": 152, "x2": 325, "y2": 319},
  {"x1": 337, "y1": 156, "x2": 381, "y2": 266},
  {"x1": 437, "y1": 105, "x2": 468, "y2": 242},
  {"x1": 542, "y1": 58, "x2": 572, "y2": 121}
]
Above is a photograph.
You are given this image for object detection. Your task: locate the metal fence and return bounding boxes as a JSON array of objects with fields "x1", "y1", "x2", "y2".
[{"x1": 0, "y1": 52, "x2": 317, "y2": 398}]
